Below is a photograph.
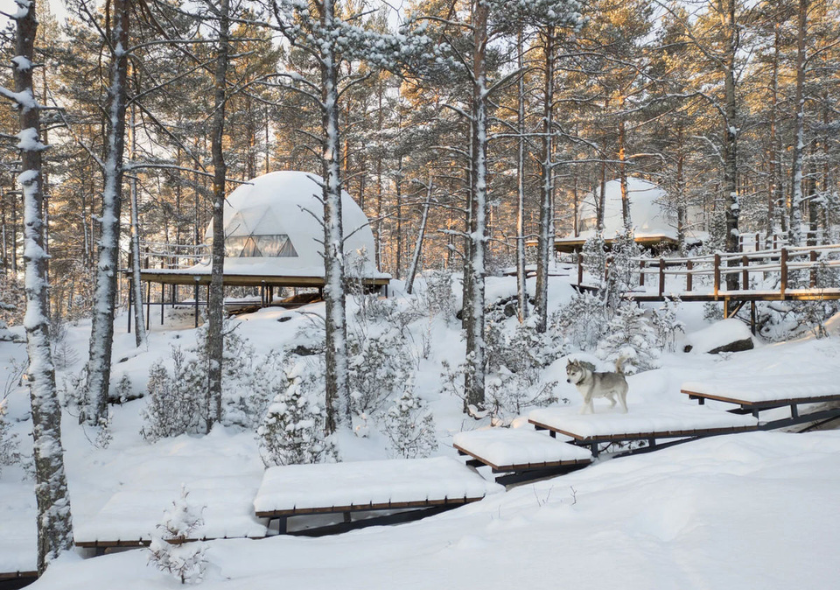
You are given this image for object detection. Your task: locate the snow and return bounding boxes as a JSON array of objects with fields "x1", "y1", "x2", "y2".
[
  {"x1": 681, "y1": 372, "x2": 840, "y2": 403},
  {"x1": 685, "y1": 318, "x2": 753, "y2": 353},
  {"x1": 253, "y1": 457, "x2": 502, "y2": 514},
  {"x1": 529, "y1": 403, "x2": 758, "y2": 439},
  {"x1": 453, "y1": 428, "x2": 592, "y2": 468},
  {"x1": 27, "y1": 430, "x2": 840, "y2": 590}
]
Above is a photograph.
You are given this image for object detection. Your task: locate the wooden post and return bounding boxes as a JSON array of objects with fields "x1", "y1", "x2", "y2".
[
  {"x1": 809, "y1": 250, "x2": 818, "y2": 288},
  {"x1": 741, "y1": 256, "x2": 749, "y2": 291},
  {"x1": 604, "y1": 256, "x2": 610, "y2": 286},
  {"x1": 577, "y1": 253, "x2": 584, "y2": 286},
  {"x1": 724, "y1": 298, "x2": 729, "y2": 318},
  {"x1": 713, "y1": 253, "x2": 721, "y2": 297},
  {"x1": 780, "y1": 248, "x2": 788, "y2": 296},
  {"x1": 686, "y1": 260, "x2": 693, "y2": 292},
  {"x1": 127, "y1": 278, "x2": 133, "y2": 334},
  {"x1": 658, "y1": 258, "x2": 665, "y2": 297},
  {"x1": 755, "y1": 233, "x2": 760, "y2": 252},
  {"x1": 750, "y1": 301, "x2": 756, "y2": 335},
  {"x1": 160, "y1": 282, "x2": 165, "y2": 325},
  {"x1": 639, "y1": 260, "x2": 645, "y2": 287},
  {"x1": 145, "y1": 280, "x2": 151, "y2": 331},
  {"x1": 194, "y1": 279, "x2": 199, "y2": 328}
]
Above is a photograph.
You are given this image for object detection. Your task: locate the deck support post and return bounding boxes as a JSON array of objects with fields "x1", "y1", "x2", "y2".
[
  {"x1": 658, "y1": 258, "x2": 665, "y2": 297},
  {"x1": 686, "y1": 260, "x2": 693, "y2": 292},
  {"x1": 713, "y1": 253, "x2": 721, "y2": 297},
  {"x1": 750, "y1": 301, "x2": 756, "y2": 335},
  {"x1": 791, "y1": 404, "x2": 799, "y2": 420},
  {"x1": 161, "y1": 282, "x2": 165, "y2": 325},
  {"x1": 742, "y1": 256, "x2": 749, "y2": 290},
  {"x1": 145, "y1": 280, "x2": 151, "y2": 331},
  {"x1": 194, "y1": 278, "x2": 200, "y2": 328},
  {"x1": 127, "y1": 280, "x2": 133, "y2": 334}
]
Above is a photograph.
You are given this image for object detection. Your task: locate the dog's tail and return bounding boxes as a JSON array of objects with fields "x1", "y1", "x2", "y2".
[{"x1": 614, "y1": 356, "x2": 628, "y2": 374}]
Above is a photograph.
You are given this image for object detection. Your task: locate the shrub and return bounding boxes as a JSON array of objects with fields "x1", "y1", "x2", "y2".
[
  {"x1": 147, "y1": 485, "x2": 207, "y2": 585},
  {"x1": 382, "y1": 381, "x2": 438, "y2": 459}
]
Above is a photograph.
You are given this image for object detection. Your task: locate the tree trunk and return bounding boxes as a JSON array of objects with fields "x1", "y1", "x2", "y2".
[
  {"x1": 789, "y1": 0, "x2": 808, "y2": 247},
  {"x1": 515, "y1": 27, "x2": 528, "y2": 323},
  {"x1": 207, "y1": 0, "x2": 230, "y2": 432},
  {"x1": 9, "y1": 0, "x2": 74, "y2": 572},
  {"x1": 405, "y1": 175, "x2": 433, "y2": 294},
  {"x1": 722, "y1": 0, "x2": 740, "y2": 289},
  {"x1": 535, "y1": 26, "x2": 554, "y2": 334},
  {"x1": 321, "y1": 0, "x2": 349, "y2": 432},
  {"x1": 85, "y1": 0, "x2": 131, "y2": 423},
  {"x1": 128, "y1": 100, "x2": 146, "y2": 347},
  {"x1": 464, "y1": 0, "x2": 488, "y2": 410}
]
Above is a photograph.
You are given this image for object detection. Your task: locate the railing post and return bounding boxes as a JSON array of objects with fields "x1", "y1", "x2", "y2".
[
  {"x1": 741, "y1": 256, "x2": 749, "y2": 292},
  {"x1": 713, "y1": 253, "x2": 721, "y2": 297},
  {"x1": 755, "y1": 233, "x2": 760, "y2": 252},
  {"x1": 686, "y1": 260, "x2": 693, "y2": 292},
  {"x1": 639, "y1": 260, "x2": 645, "y2": 287},
  {"x1": 780, "y1": 248, "x2": 788, "y2": 297},
  {"x1": 658, "y1": 258, "x2": 665, "y2": 297},
  {"x1": 810, "y1": 250, "x2": 818, "y2": 288}
]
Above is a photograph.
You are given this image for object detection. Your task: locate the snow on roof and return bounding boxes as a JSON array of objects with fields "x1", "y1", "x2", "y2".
[
  {"x1": 575, "y1": 177, "x2": 674, "y2": 240},
  {"x1": 192, "y1": 171, "x2": 386, "y2": 279}
]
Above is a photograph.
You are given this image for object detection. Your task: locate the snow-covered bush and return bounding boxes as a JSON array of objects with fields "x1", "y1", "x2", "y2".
[
  {"x1": 147, "y1": 485, "x2": 207, "y2": 585},
  {"x1": 0, "y1": 398, "x2": 20, "y2": 474},
  {"x1": 484, "y1": 321, "x2": 563, "y2": 422},
  {"x1": 348, "y1": 326, "x2": 415, "y2": 418},
  {"x1": 50, "y1": 316, "x2": 79, "y2": 370},
  {"x1": 582, "y1": 233, "x2": 607, "y2": 285},
  {"x1": 596, "y1": 303, "x2": 661, "y2": 374},
  {"x1": 258, "y1": 358, "x2": 338, "y2": 467},
  {"x1": 112, "y1": 373, "x2": 136, "y2": 403},
  {"x1": 95, "y1": 407, "x2": 114, "y2": 449},
  {"x1": 552, "y1": 291, "x2": 608, "y2": 350},
  {"x1": 382, "y1": 380, "x2": 438, "y2": 459},
  {"x1": 421, "y1": 269, "x2": 456, "y2": 321},
  {"x1": 651, "y1": 298, "x2": 685, "y2": 352},
  {"x1": 607, "y1": 227, "x2": 642, "y2": 298},
  {"x1": 140, "y1": 351, "x2": 205, "y2": 442}
]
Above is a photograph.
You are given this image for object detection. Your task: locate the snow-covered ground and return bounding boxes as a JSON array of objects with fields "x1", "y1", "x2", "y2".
[{"x1": 2, "y1": 274, "x2": 840, "y2": 588}]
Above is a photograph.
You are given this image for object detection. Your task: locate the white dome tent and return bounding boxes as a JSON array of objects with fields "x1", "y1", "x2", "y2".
[
  {"x1": 553, "y1": 177, "x2": 702, "y2": 252},
  {"x1": 136, "y1": 171, "x2": 389, "y2": 328},
  {"x1": 203, "y1": 171, "x2": 384, "y2": 279}
]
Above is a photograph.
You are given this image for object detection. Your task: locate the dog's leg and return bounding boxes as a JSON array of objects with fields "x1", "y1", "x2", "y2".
[
  {"x1": 606, "y1": 392, "x2": 617, "y2": 408},
  {"x1": 619, "y1": 387, "x2": 628, "y2": 413}
]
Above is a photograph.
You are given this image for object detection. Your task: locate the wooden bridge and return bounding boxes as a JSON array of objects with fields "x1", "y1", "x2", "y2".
[{"x1": 574, "y1": 243, "x2": 840, "y2": 320}]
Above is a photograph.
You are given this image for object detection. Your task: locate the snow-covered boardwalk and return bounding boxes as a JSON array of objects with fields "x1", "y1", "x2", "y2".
[
  {"x1": 529, "y1": 404, "x2": 759, "y2": 456},
  {"x1": 253, "y1": 457, "x2": 502, "y2": 535},
  {"x1": 682, "y1": 373, "x2": 840, "y2": 428},
  {"x1": 453, "y1": 428, "x2": 592, "y2": 485}
]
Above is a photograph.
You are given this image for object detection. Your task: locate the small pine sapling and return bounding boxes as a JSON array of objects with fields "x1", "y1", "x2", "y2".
[
  {"x1": 596, "y1": 304, "x2": 661, "y2": 374},
  {"x1": 258, "y1": 359, "x2": 338, "y2": 467},
  {"x1": 651, "y1": 298, "x2": 685, "y2": 352},
  {"x1": 582, "y1": 233, "x2": 607, "y2": 286},
  {"x1": 382, "y1": 379, "x2": 438, "y2": 459},
  {"x1": 113, "y1": 373, "x2": 134, "y2": 403},
  {"x1": 147, "y1": 485, "x2": 207, "y2": 585},
  {"x1": 0, "y1": 398, "x2": 20, "y2": 474}
]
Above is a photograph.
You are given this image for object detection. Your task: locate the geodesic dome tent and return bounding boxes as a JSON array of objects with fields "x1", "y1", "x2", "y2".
[
  {"x1": 553, "y1": 177, "x2": 702, "y2": 251},
  {"x1": 203, "y1": 171, "x2": 383, "y2": 279},
  {"x1": 140, "y1": 171, "x2": 388, "y2": 288}
]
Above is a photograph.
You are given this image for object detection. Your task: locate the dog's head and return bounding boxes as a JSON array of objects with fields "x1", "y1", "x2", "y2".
[{"x1": 566, "y1": 359, "x2": 585, "y2": 384}]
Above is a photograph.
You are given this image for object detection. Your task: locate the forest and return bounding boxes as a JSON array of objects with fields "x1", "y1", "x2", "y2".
[{"x1": 2, "y1": 0, "x2": 840, "y2": 577}]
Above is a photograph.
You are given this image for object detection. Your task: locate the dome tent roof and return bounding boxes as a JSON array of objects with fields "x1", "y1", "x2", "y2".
[
  {"x1": 204, "y1": 171, "x2": 384, "y2": 278},
  {"x1": 577, "y1": 177, "x2": 673, "y2": 239}
]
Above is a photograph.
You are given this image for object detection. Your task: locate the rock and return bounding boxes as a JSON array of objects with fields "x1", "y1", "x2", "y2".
[{"x1": 684, "y1": 319, "x2": 754, "y2": 354}]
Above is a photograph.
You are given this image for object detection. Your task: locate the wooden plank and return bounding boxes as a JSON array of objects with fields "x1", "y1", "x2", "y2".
[
  {"x1": 452, "y1": 443, "x2": 591, "y2": 473},
  {"x1": 75, "y1": 534, "x2": 265, "y2": 549},
  {"x1": 138, "y1": 271, "x2": 389, "y2": 288},
  {"x1": 255, "y1": 496, "x2": 484, "y2": 519},
  {"x1": 681, "y1": 389, "x2": 840, "y2": 410},
  {"x1": 528, "y1": 418, "x2": 757, "y2": 443},
  {"x1": 0, "y1": 571, "x2": 38, "y2": 581}
]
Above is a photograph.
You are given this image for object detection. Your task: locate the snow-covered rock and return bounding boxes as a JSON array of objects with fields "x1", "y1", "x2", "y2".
[{"x1": 684, "y1": 319, "x2": 754, "y2": 354}]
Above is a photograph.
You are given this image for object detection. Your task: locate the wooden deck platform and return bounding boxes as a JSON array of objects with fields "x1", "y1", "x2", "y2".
[
  {"x1": 453, "y1": 429, "x2": 592, "y2": 485},
  {"x1": 528, "y1": 404, "x2": 759, "y2": 457},
  {"x1": 681, "y1": 374, "x2": 840, "y2": 428},
  {"x1": 253, "y1": 457, "x2": 502, "y2": 535}
]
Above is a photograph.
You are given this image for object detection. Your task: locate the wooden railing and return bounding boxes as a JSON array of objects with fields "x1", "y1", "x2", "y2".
[{"x1": 575, "y1": 244, "x2": 840, "y2": 298}]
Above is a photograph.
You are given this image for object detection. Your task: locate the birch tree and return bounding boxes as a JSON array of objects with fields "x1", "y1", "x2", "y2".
[{"x1": 0, "y1": 0, "x2": 74, "y2": 572}]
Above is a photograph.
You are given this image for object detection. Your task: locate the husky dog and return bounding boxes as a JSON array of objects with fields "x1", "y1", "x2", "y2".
[{"x1": 566, "y1": 359, "x2": 629, "y2": 415}]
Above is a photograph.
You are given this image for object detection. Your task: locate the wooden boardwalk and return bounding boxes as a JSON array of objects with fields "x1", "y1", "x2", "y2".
[{"x1": 570, "y1": 243, "x2": 840, "y2": 324}]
